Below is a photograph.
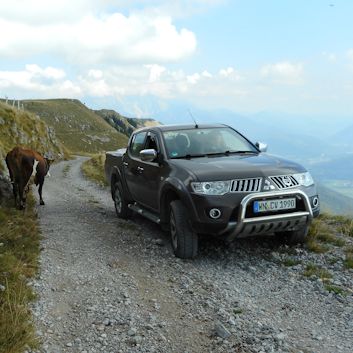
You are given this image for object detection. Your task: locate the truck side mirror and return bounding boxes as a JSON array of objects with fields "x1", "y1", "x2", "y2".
[
  {"x1": 255, "y1": 141, "x2": 268, "y2": 152},
  {"x1": 140, "y1": 149, "x2": 158, "y2": 162}
]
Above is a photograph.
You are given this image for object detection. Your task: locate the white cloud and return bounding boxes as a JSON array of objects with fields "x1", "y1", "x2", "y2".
[
  {"x1": 0, "y1": 65, "x2": 80, "y2": 97},
  {"x1": 186, "y1": 73, "x2": 201, "y2": 84},
  {"x1": 0, "y1": 8, "x2": 196, "y2": 65},
  {"x1": 219, "y1": 67, "x2": 234, "y2": 77},
  {"x1": 0, "y1": 63, "x2": 250, "y2": 102},
  {"x1": 260, "y1": 61, "x2": 304, "y2": 85},
  {"x1": 26, "y1": 64, "x2": 66, "y2": 80},
  {"x1": 0, "y1": 0, "x2": 91, "y2": 24},
  {"x1": 142, "y1": 0, "x2": 226, "y2": 19},
  {"x1": 145, "y1": 64, "x2": 166, "y2": 82},
  {"x1": 88, "y1": 70, "x2": 103, "y2": 80},
  {"x1": 218, "y1": 66, "x2": 241, "y2": 80},
  {"x1": 202, "y1": 70, "x2": 212, "y2": 78}
]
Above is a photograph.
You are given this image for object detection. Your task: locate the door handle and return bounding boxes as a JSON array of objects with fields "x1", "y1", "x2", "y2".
[
  {"x1": 137, "y1": 166, "x2": 144, "y2": 172},
  {"x1": 123, "y1": 162, "x2": 129, "y2": 167}
]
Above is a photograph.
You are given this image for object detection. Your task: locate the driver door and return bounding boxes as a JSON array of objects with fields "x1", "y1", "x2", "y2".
[
  {"x1": 123, "y1": 131, "x2": 147, "y2": 203},
  {"x1": 137, "y1": 132, "x2": 163, "y2": 211}
]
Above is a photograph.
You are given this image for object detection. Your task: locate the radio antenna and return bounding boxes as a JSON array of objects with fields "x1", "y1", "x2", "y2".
[{"x1": 188, "y1": 109, "x2": 198, "y2": 128}]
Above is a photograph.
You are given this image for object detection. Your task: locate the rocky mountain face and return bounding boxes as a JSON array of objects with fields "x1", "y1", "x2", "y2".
[
  {"x1": 0, "y1": 171, "x2": 11, "y2": 203},
  {"x1": 95, "y1": 109, "x2": 159, "y2": 137},
  {"x1": 0, "y1": 102, "x2": 67, "y2": 199}
]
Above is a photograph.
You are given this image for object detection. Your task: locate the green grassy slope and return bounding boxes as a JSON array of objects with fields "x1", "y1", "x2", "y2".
[
  {"x1": 0, "y1": 196, "x2": 40, "y2": 353},
  {"x1": 22, "y1": 99, "x2": 128, "y2": 154},
  {"x1": 0, "y1": 102, "x2": 67, "y2": 172},
  {"x1": 95, "y1": 109, "x2": 159, "y2": 137}
]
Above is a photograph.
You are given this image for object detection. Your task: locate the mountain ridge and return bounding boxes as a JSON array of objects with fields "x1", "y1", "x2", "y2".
[{"x1": 21, "y1": 99, "x2": 128, "y2": 154}]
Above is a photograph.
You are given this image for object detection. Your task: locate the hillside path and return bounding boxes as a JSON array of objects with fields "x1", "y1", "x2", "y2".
[{"x1": 32, "y1": 157, "x2": 353, "y2": 353}]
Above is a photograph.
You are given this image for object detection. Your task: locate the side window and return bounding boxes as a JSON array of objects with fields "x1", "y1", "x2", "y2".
[
  {"x1": 129, "y1": 131, "x2": 147, "y2": 158},
  {"x1": 145, "y1": 133, "x2": 159, "y2": 152}
]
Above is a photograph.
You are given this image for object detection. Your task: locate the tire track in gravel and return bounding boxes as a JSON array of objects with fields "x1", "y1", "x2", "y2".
[
  {"x1": 32, "y1": 157, "x2": 217, "y2": 353},
  {"x1": 32, "y1": 157, "x2": 353, "y2": 353}
]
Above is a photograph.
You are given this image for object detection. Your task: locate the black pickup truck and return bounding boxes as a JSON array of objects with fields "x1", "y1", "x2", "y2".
[{"x1": 105, "y1": 124, "x2": 319, "y2": 259}]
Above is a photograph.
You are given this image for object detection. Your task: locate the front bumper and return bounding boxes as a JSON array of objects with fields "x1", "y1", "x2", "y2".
[{"x1": 190, "y1": 189, "x2": 317, "y2": 240}]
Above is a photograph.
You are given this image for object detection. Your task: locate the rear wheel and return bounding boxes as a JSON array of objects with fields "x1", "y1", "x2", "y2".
[
  {"x1": 113, "y1": 182, "x2": 132, "y2": 219},
  {"x1": 170, "y1": 200, "x2": 198, "y2": 259},
  {"x1": 275, "y1": 225, "x2": 309, "y2": 245}
]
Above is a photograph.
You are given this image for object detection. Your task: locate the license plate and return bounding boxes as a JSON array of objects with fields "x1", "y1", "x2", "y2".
[{"x1": 253, "y1": 198, "x2": 296, "y2": 213}]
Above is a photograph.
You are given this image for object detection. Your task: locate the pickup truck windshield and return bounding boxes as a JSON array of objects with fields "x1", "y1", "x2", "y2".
[{"x1": 163, "y1": 127, "x2": 258, "y2": 159}]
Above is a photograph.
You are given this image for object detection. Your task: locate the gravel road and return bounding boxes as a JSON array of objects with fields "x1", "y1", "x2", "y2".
[{"x1": 31, "y1": 157, "x2": 353, "y2": 353}]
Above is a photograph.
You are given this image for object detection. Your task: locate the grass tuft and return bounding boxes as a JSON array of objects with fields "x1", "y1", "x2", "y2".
[
  {"x1": 339, "y1": 220, "x2": 353, "y2": 237},
  {"x1": 282, "y1": 257, "x2": 301, "y2": 267},
  {"x1": 306, "y1": 215, "x2": 347, "y2": 253},
  {"x1": 233, "y1": 308, "x2": 243, "y2": 315},
  {"x1": 324, "y1": 284, "x2": 347, "y2": 295},
  {"x1": 344, "y1": 256, "x2": 353, "y2": 269},
  {"x1": 0, "y1": 195, "x2": 40, "y2": 353},
  {"x1": 306, "y1": 238, "x2": 329, "y2": 253},
  {"x1": 81, "y1": 154, "x2": 108, "y2": 187},
  {"x1": 303, "y1": 263, "x2": 332, "y2": 282},
  {"x1": 344, "y1": 246, "x2": 353, "y2": 269}
]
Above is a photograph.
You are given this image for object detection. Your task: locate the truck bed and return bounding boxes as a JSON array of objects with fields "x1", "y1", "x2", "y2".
[{"x1": 105, "y1": 148, "x2": 127, "y2": 184}]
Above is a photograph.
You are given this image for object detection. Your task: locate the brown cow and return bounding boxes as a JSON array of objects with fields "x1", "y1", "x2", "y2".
[{"x1": 5, "y1": 147, "x2": 51, "y2": 209}]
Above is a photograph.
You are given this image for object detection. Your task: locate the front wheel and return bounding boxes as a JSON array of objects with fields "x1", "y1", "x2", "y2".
[
  {"x1": 170, "y1": 200, "x2": 198, "y2": 259},
  {"x1": 113, "y1": 182, "x2": 132, "y2": 219},
  {"x1": 275, "y1": 225, "x2": 309, "y2": 245}
]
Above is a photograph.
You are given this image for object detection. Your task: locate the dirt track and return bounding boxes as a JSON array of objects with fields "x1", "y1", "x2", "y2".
[{"x1": 32, "y1": 157, "x2": 353, "y2": 353}]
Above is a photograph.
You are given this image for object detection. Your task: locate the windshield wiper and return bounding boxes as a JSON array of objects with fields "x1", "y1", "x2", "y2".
[
  {"x1": 205, "y1": 150, "x2": 258, "y2": 156},
  {"x1": 171, "y1": 153, "x2": 206, "y2": 159},
  {"x1": 225, "y1": 150, "x2": 258, "y2": 154}
]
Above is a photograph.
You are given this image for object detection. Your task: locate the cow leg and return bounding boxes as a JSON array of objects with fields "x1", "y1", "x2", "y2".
[
  {"x1": 18, "y1": 181, "x2": 26, "y2": 210},
  {"x1": 19, "y1": 172, "x2": 32, "y2": 210},
  {"x1": 38, "y1": 177, "x2": 45, "y2": 205},
  {"x1": 12, "y1": 182, "x2": 19, "y2": 208}
]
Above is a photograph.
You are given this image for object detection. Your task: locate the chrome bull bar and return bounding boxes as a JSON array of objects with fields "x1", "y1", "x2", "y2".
[{"x1": 226, "y1": 190, "x2": 313, "y2": 242}]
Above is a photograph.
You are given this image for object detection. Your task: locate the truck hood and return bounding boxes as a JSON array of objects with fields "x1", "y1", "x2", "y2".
[{"x1": 169, "y1": 153, "x2": 306, "y2": 181}]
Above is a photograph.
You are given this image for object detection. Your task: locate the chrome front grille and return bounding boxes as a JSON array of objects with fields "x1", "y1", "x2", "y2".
[
  {"x1": 269, "y1": 175, "x2": 299, "y2": 189},
  {"x1": 231, "y1": 178, "x2": 262, "y2": 193}
]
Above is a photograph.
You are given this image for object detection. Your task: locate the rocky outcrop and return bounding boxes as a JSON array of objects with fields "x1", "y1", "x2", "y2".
[{"x1": 0, "y1": 171, "x2": 12, "y2": 203}]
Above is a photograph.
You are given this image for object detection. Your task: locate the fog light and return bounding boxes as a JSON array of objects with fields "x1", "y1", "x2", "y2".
[
  {"x1": 312, "y1": 196, "x2": 319, "y2": 208},
  {"x1": 209, "y1": 208, "x2": 221, "y2": 219}
]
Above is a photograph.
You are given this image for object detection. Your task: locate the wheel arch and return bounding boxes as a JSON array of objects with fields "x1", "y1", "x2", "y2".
[
  {"x1": 160, "y1": 178, "x2": 199, "y2": 227},
  {"x1": 160, "y1": 187, "x2": 180, "y2": 225}
]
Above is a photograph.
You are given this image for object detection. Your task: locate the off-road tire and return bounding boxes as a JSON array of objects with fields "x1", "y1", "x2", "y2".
[
  {"x1": 275, "y1": 225, "x2": 309, "y2": 245},
  {"x1": 170, "y1": 200, "x2": 198, "y2": 259},
  {"x1": 113, "y1": 182, "x2": 132, "y2": 219}
]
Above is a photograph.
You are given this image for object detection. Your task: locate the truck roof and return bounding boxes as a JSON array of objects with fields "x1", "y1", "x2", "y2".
[{"x1": 137, "y1": 123, "x2": 228, "y2": 133}]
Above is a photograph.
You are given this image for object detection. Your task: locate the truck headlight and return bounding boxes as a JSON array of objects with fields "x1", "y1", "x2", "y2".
[
  {"x1": 191, "y1": 181, "x2": 231, "y2": 195},
  {"x1": 293, "y1": 172, "x2": 314, "y2": 187}
]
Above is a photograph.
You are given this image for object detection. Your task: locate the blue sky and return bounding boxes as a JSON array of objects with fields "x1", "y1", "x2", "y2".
[{"x1": 0, "y1": 0, "x2": 353, "y2": 118}]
